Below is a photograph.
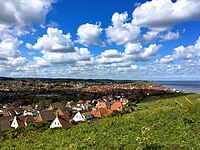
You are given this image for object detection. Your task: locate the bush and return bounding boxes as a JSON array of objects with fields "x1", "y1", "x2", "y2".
[
  {"x1": 36, "y1": 121, "x2": 50, "y2": 131},
  {"x1": 109, "y1": 110, "x2": 122, "y2": 117}
]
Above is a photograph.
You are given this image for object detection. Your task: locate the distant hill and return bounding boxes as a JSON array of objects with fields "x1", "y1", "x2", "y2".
[
  {"x1": 0, "y1": 76, "x2": 153, "y2": 87},
  {"x1": 0, "y1": 76, "x2": 136, "y2": 83},
  {"x1": 0, "y1": 76, "x2": 14, "y2": 81}
]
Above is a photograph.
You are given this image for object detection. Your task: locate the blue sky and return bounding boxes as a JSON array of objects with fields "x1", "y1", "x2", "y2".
[{"x1": 0, "y1": 0, "x2": 200, "y2": 80}]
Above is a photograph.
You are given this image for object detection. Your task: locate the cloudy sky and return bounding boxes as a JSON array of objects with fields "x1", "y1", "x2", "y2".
[{"x1": 0, "y1": 0, "x2": 200, "y2": 80}]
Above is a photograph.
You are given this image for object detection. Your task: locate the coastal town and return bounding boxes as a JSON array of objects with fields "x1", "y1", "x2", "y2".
[
  {"x1": 0, "y1": 0, "x2": 200, "y2": 148},
  {"x1": 0, "y1": 78, "x2": 175, "y2": 131}
]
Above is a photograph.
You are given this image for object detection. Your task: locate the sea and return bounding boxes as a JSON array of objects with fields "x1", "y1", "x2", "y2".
[{"x1": 155, "y1": 81, "x2": 200, "y2": 94}]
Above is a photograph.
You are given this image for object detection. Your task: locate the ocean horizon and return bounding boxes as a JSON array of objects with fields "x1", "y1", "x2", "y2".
[{"x1": 155, "y1": 81, "x2": 200, "y2": 94}]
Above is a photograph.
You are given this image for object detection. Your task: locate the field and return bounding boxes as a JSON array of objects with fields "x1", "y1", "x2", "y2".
[{"x1": 1, "y1": 93, "x2": 200, "y2": 150}]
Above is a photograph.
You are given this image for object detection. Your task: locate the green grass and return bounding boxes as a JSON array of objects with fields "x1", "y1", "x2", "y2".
[{"x1": 1, "y1": 94, "x2": 200, "y2": 150}]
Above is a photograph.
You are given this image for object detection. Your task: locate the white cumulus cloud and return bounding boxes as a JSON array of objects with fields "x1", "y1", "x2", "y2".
[
  {"x1": 133, "y1": 0, "x2": 200, "y2": 31},
  {"x1": 0, "y1": 0, "x2": 56, "y2": 35},
  {"x1": 160, "y1": 36, "x2": 200, "y2": 63},
  {"x1": 97, "y1": 49, "x2": 124, "y2": 64},
  {"x1": 101, "y1": 49, "x2": 122, "y2": 58},
  {"x1": 0, "y1": 37, "x2": 22, "y2": 58},
  {"x1": 32, "y1": 47, "x2": 93, "y2": 67},
  {"x1": 160, "y1": 55, "x2": 174, "y2": 64},
  {"x1": 124, "y1": 43, "x2": 142, "y2": 55},
  {"x1": 106, "y1": 12, "x2": 140, "y2": 45},
  {"x1": 142, "y1": 31, "x2": 159, "y2": 42},
  {"x1": 26, "y1": 28, "x2": 74, "y2": 53},
  {"x1": 77, "y1": 23, "x2": 104, "y2": 46},
  {"x1": 125, "y1": 43, "x2": 162, "y2": 61},
  {"x1": 0, "y1": 0, "x2": 57, "y2": 76},
  {"x1": 160, "y1": 31, "x2": 180, "y2": 41}
]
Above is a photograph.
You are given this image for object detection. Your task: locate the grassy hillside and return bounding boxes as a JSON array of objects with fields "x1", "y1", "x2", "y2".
[{"x1": 1, "y1": 94, "x2": 200, "y2": 150}]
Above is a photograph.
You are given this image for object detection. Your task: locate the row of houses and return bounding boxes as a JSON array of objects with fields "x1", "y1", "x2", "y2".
[{"x1": 0, "y1": 99, "x2": 129, "y2": 131}]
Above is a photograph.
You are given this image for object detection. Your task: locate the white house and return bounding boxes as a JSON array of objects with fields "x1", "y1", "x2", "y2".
[
  {"x1": 0, "y1": 110, "x2": 4, "y2": 116},
  {"x1": 76, "y1": 103, "x2": 86, "y2": 110},
  {"x1": 72, "y1": 106, "x2": 84, "y2": 111},
  {"x1": 23, "y1": 110, "x2": 33, "y2": 116},
  {"x1": 11, "y1": 116, "x2": 19, "y2": 129},
  {"x1": 11, "y1": 116, "x2": 35, "y2": 129},
  {"x1": 50, "y1": 116, "x2": 62, "y2": 128},
  {"x1": 72, "y1": 112, "x2": 85, "y2": 122},
  {"x1": 72, "y1": 112, "x2": 94, "y2": 122},
  {"x1": 50, "y1": 115, "x2": 73, "y2": 129}
]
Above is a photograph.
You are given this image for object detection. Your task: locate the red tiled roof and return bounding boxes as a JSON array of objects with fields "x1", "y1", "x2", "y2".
[
  {"x1": 16, "y1": 115, "x2": 36, "y2": 127},
  {"x1": 56, "y1": 108, "x2": 71, "y2": 120},
  {"x1": 57, "y1": 115, "x2": 74, "y2": 127},
  {"x1": 111, "y1": 102, "x2": 126, "y2": 112},
  {"x1": 91, "y1": 108, "x2": 110, "y2": 118},
  {"x1": 36, "y1": 109, "x2": 56, "y2": 122},
  {"x1": 3, "y1": 109, "x2": 18, "y2": 117},
  {"x1": 95, "y1": 102, "x2": 107, "y2": 109}
]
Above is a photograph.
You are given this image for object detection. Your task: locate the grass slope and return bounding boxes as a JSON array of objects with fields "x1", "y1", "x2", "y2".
[{"x1": 1, "y1": 94, "x2": 200, "y2": 150}]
